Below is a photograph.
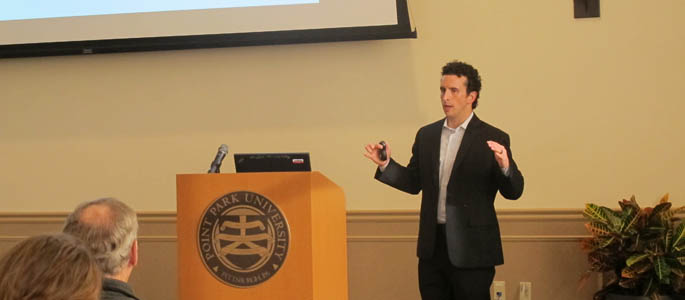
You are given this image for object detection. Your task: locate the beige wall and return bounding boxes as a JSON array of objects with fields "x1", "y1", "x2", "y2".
[{"x1": 2, "y1": 0, "x2": 685, "y2": 212}]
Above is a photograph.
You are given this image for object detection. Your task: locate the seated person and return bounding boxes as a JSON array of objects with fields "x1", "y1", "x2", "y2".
[
  {"x1": 63, "y1": 197, "x2": 142, "y2": 300},
  {"x1": 0, "y1": 233, "x2": 102, "y2": 300}
]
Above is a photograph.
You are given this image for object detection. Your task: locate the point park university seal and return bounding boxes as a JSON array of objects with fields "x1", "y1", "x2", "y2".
[{"x1": 198, "y1": 191, "x2": 290, "y2": 287}]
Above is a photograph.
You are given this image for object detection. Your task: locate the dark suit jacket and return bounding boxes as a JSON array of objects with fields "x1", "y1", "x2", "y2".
[{"x1": 375, "y1": 114, "x2": 524, "y2": 268}]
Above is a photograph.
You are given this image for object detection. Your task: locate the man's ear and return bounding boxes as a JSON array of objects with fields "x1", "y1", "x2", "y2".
[
  {"x1": 467, "y1": 91, "x2": 478, "y2": 104},
  {"x1": 129, "y1": 239, "x2": 138, "y2": 267}
]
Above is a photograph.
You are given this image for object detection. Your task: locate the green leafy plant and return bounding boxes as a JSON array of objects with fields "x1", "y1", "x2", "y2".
[{"x1": 581, "y1": 194, "x2": 685, "y2": 300}]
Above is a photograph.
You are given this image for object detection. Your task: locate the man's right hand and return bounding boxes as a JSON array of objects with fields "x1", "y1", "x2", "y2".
[{"x1": 364, "y1": 142, "x2": 391, "y2": 166}]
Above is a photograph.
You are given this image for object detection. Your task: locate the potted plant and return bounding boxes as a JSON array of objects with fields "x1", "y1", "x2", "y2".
[{"x1": 581, "y1": 194, "x2": 685, "y2": 300}]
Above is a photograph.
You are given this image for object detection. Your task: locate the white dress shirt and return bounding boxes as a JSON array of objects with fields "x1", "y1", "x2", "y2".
[{"x1": 436, "y1": 112, "x2": 473, "y2": 224}]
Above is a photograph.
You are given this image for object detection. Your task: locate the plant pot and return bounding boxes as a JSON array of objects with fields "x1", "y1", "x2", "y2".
[{"x1": 606, "y1": 294, "x2": 672, "y2": 300}]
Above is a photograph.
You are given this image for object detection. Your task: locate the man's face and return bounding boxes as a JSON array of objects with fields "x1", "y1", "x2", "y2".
[{"x1": 440, "y1": 75, "x2": 476, "y2": 121}]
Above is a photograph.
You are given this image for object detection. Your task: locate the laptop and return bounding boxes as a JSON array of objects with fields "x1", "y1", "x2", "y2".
[{"x1": 234, "y1": 152, "x2": 311, "y2": 173}]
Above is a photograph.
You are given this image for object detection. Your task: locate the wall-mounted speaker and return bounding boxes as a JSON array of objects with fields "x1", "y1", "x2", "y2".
[{"x1": 574, "y1": 0, "x2": 600, "y2": 18}]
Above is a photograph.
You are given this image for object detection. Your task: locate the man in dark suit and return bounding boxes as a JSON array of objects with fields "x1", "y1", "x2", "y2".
[{"x1": 364, "y1": 60, "x2": 524, "y2": 300}]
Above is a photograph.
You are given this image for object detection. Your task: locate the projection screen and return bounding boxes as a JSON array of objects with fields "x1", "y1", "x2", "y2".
[{"x1": 0, "y1": 0, "x2": 415, "y2": 58}]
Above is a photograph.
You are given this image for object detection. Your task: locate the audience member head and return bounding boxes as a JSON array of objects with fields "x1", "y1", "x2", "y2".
[
  {"x1": 0, "y1": 233, "x2": 102, "y2": 300},
  {"x1": 442, "y1": 60, "x2": 482, "y2": 109},
  {"x1": 63, "y1": 197, "x2": 139, "y2": 282}
]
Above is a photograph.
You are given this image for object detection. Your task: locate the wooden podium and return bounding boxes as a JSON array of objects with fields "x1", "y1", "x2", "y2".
[{"x1": 176, "y1": 172, "x2": 348, "y2": 300}]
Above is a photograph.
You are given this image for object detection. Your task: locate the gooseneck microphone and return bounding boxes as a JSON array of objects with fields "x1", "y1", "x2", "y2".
[{"x1": 207, "y1": 144, "x2": 228, "y2": 173}]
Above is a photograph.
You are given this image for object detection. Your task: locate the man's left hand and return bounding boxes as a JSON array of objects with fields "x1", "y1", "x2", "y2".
[{"x1": 486, "y1": 141, "x2": 509, "y2": 169}]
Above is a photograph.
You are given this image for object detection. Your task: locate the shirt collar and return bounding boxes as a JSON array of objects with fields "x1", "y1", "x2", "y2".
[{"x1": 442, "y1": 112, "x2": 474, "y2": 131}]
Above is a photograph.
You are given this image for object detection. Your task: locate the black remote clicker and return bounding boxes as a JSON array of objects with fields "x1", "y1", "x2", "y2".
[{"x1": 378, "y1": 141, "x2": 387, "y2": 161}]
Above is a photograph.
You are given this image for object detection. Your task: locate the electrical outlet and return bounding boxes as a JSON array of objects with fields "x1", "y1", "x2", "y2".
[
  {"x1": 493, "y1": 281, "x2": 506, "y2": 300},
  {"x1": 519, "y1": 282, "x2": 531, "y2": 300}
]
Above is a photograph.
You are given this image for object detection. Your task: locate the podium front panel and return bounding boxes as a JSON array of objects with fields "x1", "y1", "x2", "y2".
[{"x1": 177, "y1": 173, "x2": 314, "y2": 300}]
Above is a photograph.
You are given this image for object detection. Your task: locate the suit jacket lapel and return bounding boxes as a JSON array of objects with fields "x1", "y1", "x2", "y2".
[
  {"x1": 451, "y1": 114, "x2": 483, "y2": 175},
  {"x1": 426, "y1": 120, "x2": 443, "y2": 188}
]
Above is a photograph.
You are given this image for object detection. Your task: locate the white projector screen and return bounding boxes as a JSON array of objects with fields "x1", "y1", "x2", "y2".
[{"x1": 0, "y1": 0, "x2": 414, "y2": 58}]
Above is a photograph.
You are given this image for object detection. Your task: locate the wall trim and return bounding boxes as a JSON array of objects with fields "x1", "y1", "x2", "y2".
[
  {"x1": 0, "y1": 211, "x2": 177, "y2": 224},
  {"x1": 347, "y1": 235, "x2": 587, "y2": 242},
  {"x1": 0, "y1": 209, "x2": 584, "y2": 221},
  {"x1": 0, "y1": 209, "x2": 591, "y2": 243},
  {"x1": 347, "y1": 208, "x2": 586, "y2": 222},
  {"x1": 0, "y1": 235, "x2": 176, "y2": 241}
]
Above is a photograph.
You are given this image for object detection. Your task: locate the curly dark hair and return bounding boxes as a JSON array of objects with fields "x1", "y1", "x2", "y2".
[{"x1": 441, "y1": 60, "x2": 482, "y2": 109}]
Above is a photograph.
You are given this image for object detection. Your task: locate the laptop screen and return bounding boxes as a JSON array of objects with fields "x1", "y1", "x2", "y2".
[{"x1": 234, "y1": 153, "x2": 311, "y2": 173}]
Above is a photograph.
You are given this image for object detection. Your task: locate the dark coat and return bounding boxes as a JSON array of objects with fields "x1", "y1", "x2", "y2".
[
  {"x1": 375, "y1": 114, "x2": 524, "y2": 267},
  {"x1": 101, "y1": 278, "x2": 140, "y2": 300}
]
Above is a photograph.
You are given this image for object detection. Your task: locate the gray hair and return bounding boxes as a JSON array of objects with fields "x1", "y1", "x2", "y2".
[{"x1": 63, "y1": 198, "x2": 138, "y2": 276}]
